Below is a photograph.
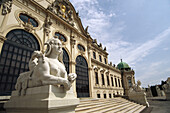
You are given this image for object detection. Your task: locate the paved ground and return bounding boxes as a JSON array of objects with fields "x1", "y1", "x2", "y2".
[{"x1": 142, "y1": 97, "x2": 170, "y2": 113}]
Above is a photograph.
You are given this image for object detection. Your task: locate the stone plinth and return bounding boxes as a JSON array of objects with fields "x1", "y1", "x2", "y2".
[
  {"x1": 165, "y1": 91, "x2": 170, "y2": 100},
  {"x1": 4, "y1": 85, "x2": 79, "y2": 113},
  {"x1": 129, "y1": 92, "x2": 149, "y2": 107}
]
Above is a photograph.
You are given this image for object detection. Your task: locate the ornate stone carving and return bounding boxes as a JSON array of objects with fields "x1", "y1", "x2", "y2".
[
  {"x1": 70, "y1": 36, "x2": 76, "y2": 48},
  {"x1": 1, "y1": 0, "x2": 12, "y2": 15},
  {"x1": 129, "y1": 80, "x2": 143, "y2": 92},
  {"x1": 15, "y1": 38, "x2": 77, "y2": 96},
  {"x1": 23, "y1": 22, "x2": 34, "y2": 32},
  {"x1": 85, "y1": 26, "x2": 91, "y2": 38},
  {"x1": 163, "y1": 80, "x2": 170, "y2": 92},
  {"x1": 43, "y1": 15, "x2": 53, "y2": 36},
  {"x1": 47, "y1": 0, "x2": 73, "y2": 25},
  {"x1": 162, "y1": 78, "x2": 170, "y2": 100},
  {"x1": 0, "y1": 35, "x2": 7, "y2": 43}
]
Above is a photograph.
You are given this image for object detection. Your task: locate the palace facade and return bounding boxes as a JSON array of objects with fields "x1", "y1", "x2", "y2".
[{"x1": 0, "y1": 0, "x2": 135, "y2": 99}]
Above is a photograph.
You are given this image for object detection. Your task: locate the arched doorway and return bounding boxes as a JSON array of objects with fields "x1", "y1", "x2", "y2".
[
  {"x1": 62, "y1": 48, "x2": 69, "y2": 74},
  {"x1": 76, "y1": 55, "x2": 89, "y2": 98},
  {"x1": 0, "y1": 29, "x2": 40, "y2": 96}
]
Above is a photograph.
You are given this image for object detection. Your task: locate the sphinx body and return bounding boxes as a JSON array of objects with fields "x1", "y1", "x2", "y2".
[{"x1": 15, "y1": 38, "x2": 77, "y2": 96}]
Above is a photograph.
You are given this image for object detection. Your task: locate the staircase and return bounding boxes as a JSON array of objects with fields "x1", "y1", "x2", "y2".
[{"x1": 75, "y1": 97, "x2": 146, "y2": 113}]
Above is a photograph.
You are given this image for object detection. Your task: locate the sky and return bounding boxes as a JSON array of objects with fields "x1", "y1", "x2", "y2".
[{"x1": 70, "y1": 0, "x2": 170, "y2": 87}]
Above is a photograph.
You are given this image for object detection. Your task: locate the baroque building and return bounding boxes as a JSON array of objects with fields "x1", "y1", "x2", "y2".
[{"x1": 0, "y1": 0, "x2": 135, "y2": 99}]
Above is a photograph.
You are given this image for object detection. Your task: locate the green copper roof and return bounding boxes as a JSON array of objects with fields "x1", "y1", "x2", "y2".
[{"x1": 117, "y1": 59, "x2": 130, "y2": 70}]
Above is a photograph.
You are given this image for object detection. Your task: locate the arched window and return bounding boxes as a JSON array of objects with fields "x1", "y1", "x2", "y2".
[
  {"x1": 19, "y1": 13, "x2": 38, "y2": 27},
  {"x1": 101, "y1": 74, "x2": 105, "y2": 85},
  {"x1": 76, "y1": 55, "x2": 89, "y2": 98},
  {"x1": 95, "y1": 72, "x2": 99, "y2": 84},
  {"x1": 128, "y1": 78, "x2": 132, "y2": 87},
  {"x1": 62, "y1": 48, "x2": 69, "y2": 74},
  {"x1": 115, "y1": 77, "x2": 118, "y2": 87},
  {"x1": 55, "y1": 32, "x2": 67, "y2": 42},
  {"x1": 107, "y1": 75, "x2": 110, "y2": 86},
  {"x1": 0, "y1": 29, "x2": 40, "y2": 96}
]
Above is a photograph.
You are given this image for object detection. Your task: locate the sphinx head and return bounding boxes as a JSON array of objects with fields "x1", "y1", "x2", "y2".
[{"x1": 45, "y1": 38, "x2": 63, "y2": 63}]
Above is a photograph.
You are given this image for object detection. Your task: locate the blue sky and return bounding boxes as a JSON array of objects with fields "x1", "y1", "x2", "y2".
[{"x1": 70, "y1": 0, "x2": 170, "y2": 87}]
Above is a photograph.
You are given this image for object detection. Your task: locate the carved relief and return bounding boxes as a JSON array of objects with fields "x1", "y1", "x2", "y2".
[
  {"x1": 47, "y1": 0, "x2": 73, "y2": 25},
  {"x1": 1, "y1": 0, "x2": 12, "y2": 15},
  {"x1": 43, "y1": 15, "x2": 53, "y2": 36}
]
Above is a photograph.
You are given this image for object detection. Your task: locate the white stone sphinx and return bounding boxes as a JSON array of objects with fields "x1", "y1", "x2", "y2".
[
  {"x1": 162, "y1": 78, "x2": 170, "y2": 100},
  {"x1": 4, "y1": 38, "x2": 79, "y2": 113},
  {"x1": 15, "y1": 38, "x2": 77, "y2": 96},
  {"x1": 128, "y1": 80, "x2": 149, "y2": 107}
]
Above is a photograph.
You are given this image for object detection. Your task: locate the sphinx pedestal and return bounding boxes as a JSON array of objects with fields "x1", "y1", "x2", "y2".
[
  {"x1": 128, "y1": 92, "x2": 149, "y2": 107},
  {"x1": 4, "y1": 85, "x2": 80, "y2": 113},
  {"x1": 165, "y1": 91, "x2": 170, "y2": 100}
]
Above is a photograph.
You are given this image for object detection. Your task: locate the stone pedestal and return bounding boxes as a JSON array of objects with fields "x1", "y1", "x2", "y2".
[
  {"x1": 4, "y1": 85, "x2": 80, "y2": 113},
  {"x1": 165, "y1": 91, "x2": 170, "y2": 100},
  {"x1": 129, "y1": 92, "x2": 149, "y2": 107}
]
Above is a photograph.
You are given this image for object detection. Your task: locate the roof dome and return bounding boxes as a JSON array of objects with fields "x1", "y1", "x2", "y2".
[{"x1": 117, "y1": 59, "x2": 130, "y2": 70}]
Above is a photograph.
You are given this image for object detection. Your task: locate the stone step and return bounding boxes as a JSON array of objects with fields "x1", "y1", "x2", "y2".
[
  {"x1": 126, "y1": 105, "x2": 145, "y2": 113},
  {"x1": 117, "y1": 103, "x2": 142, "y2": 113},
  {"x1": 118, "y1": 104, "x2": 140, "y2": 113},
  {"x1": 76, "y1": 99, "x2": 124, "y2": 112},
  {"x1": 104, "y1": 103, "x2": 136, "y2": 113},
  {"x1": 85, "y1": 101, "x2": 133, "y2": 113},
  {"x1": 77, "y1": 99, "x2": 122, "y2": 109},
  {"x1": 75, "y1": 97, "x2": 146, "y2": 113}
]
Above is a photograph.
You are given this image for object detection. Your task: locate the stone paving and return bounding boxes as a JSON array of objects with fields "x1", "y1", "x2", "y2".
[{"x1": 142, "y1": 97, "x2": 170, "y2": 113}]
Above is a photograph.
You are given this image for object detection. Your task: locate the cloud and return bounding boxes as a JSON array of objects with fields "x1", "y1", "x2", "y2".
[
  {"x1": 70, "y1": 0, "x2": 170, "y2": 87},
  {"x1": 163, "y1": 47, "x2": 169, "y2": 51},
  {"x1": 136, "y1": 61, "x2": 169, "y2": 87},
  {"x1": 106, "y1": 27, "x2": 170, "y2": 66},
  {"x1": 70, "y1": 0, "x2": 114, "y2": 43}
]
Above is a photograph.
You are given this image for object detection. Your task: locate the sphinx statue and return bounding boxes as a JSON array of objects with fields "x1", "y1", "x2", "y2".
[
  {"x1": 15, "y1": 38, "x2": 77, "y2": 96},
  {"x1": 128, "y1": 80, "x2": 149, "y2": 107}
]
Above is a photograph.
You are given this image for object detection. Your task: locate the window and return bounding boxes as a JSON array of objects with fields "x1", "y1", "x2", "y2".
[
  {"x1": 109, "y1": 94, "x2": 111, "y2": 98},
  {"x1": 107, "y1": 75, "x2": 110, "y2": 86},
  {"x1": 118, "y1": 78, "x2": 121, "y2": 87},
  {"x1": 95, "y1": 72, "x2": 99, "y2": 84},
  {"x1": 104, "y1": 94, "x2": 106, "y2": 98},
  {"x1": 77, "y1": 44, "x2": 85, "y2": 52},
  {"x1": 111, "y1": 77, "x2": 114, "y2": 86},
  {"x1": 99, "y1": 55, "x2": 102, "y2": 62},
  {"x1": 128, "y1": 79, "x2": 132, "y2": 87},
  {"x1": 55, "y1": 32, "x2": 67, "y2": 42},
  {"x1": 93, "y1": 52, "x2": 96, "y2": 59},
  {"x1": 115, "y1": 77, "x2": 118, "y2": 87},
  {"x1": 104, "y1": 58, "x2": 107, "y2": 64},
  {"x1": 19, "y1": 13, "x2": 38, "y2": 27},
  {"x1": 101, "y1": 74, "x2": 105, "y2": 85},
  {"x1": 97, "y1": 94, "x2": 100, "y2": 98}
]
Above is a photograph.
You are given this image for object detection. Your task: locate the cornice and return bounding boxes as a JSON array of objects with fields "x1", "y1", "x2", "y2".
[
  {"x1": 94, "y1": 86, "x2": 124, "y2": 90},
  {"x1": 91, "y1": 43, "x2": 108, "y2": 55},
  {"x1": 91, "y1": 58, "x2": 121, "y2": 74}
]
